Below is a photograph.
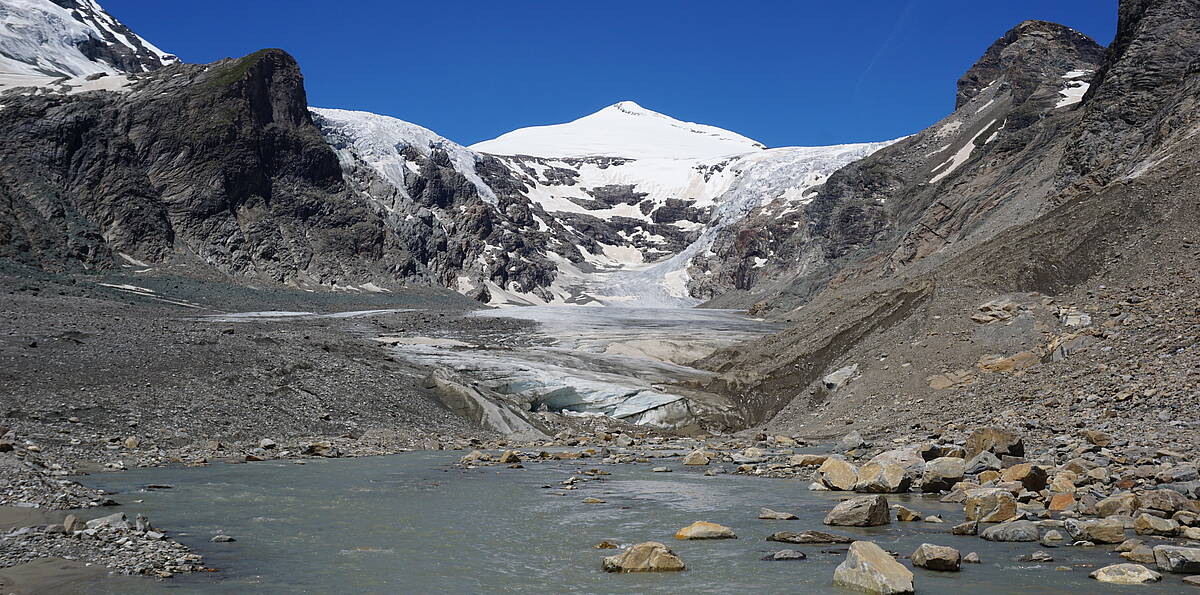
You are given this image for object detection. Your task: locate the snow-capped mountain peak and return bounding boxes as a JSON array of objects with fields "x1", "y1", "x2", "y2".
[
  {"x1": 470, "y1": 100, "x2": 767, "y2": 160},
  {"x1": 0, "y1": 0, "x2": 176, "y2": 78}
]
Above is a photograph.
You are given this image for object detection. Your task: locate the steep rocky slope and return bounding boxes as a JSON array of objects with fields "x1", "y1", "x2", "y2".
[{"x1": 694, "y1": 0, "x2": 1200, "y2": 438}]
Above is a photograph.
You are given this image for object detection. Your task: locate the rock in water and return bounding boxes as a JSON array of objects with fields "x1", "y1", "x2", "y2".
[
  {"x1": 853, "y1": 463, "x2": 911, "y2": 493},
  {"x1": 819, "y1": 457, "x2": 860, "y2": 491},
  {"x1": 824, "y1": 495, "x2": 891, "y2": 527},
  {"x1": 758, "y1": 508, "x2": 798, "y2": 520},
  {"x1": 498, "y1": 450, "x2": 521, "y2": 464},
  {"x1": 1134, "y1": 513, "x2": 1179, "y2": 536},
  {"x1": 963, "y1": 488, "x2": 1018, "y2": 522},
  {"x1": 1153, "y1": 546, "x2": 1200, "y2": 574},
  {"x1": 980, "y1": 520, "x2": 1039, "y2": 542},
  {"x1": 767, "y1": 530, "x2": 854, "y2": 544},
  {"x1": 682, "y1": 450, "x2": 710, "y2": 466},
  {"x1": 768, "y1": 549, "x2": 807, "y2": 561},
  {"x1": 1089, "y1": 563, "x2": 1162, "y2": 584},
  {"x1": 911, "y1": 544, "x2": 960, "y2": 571},
  {"x1": 832, "y1": 541, "x2": 914, "y2": 595},
  {"x1": 674, "y1": 521, "x2": 736, "y2": 540},
  {"x1": 602, "y1": 541, "x2": 686, "y2": 573},
  {"x1": 894, "y1": 506, "x2": 921, "y2": 522}
]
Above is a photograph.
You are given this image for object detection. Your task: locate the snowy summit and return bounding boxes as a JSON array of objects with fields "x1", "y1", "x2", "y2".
[{"x1": 470, "y1": 100, "x2": 767, "y2": 160}]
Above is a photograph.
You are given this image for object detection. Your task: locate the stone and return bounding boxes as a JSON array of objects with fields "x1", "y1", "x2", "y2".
[
  {"x1": 767, "y1": 530, "x2": 854, "y2": 544},
  {"x1": 210, "y1": 535, "x2": 236, "y2": 542},
  {"x1": 1153, "y1": 546, "x2": 1200, "y2": 574},
  {"x1": 613, "y1": 434, "x2": 634, "y2": 448},
  {"x1": 819, "y1": 457, "x2": 860, "y2": 491},
  {"x1": 870, "y1": 445, "x2": 927, "y2": 469},
  {"x1": 682, "y1": 450, "x2": 710, "y2": 466},
  {"x1": 1019, "y1": 551, "x2": 1055, "y2": 563},
  {"x1": 922, "y1": 457, "x2": 966, "y2": 492},
  {"x1": 1089, "y1": 563, "x2": 1162, "y2": 584},
  {"x1": 963, "y1": 488, "x2": 1018, "y2": 523},
  {"x1": 674, "y1": 521, "x2": 736, "y2": 540},
  {"x1": 62, "y1": 514, "x2": 80, "y2": 533},
  {"x1": 86, "y1": 512, "x2": 128, "y2": 530},
  {"x1": 1000, "y1": 463, "x2": 1048, "y2": 492},
  {"x1": 1183, "y1": 576, "x2": 1200, "y2": 587},
  {"x1": 951, "y1": 521, "x2": 978, "y2": 535},
  {"x1": 824, "y1": 365, "x2": 860, "y2": 392},
  {"x1": 854, "y1": 463, "x2": 912, "y2": 493},
  {"x1": 1048, "y1": 493, "x2": 1076, "y2": 511},
  {"x1": 145, "y1": 530, "x2": 165, "y2": 540},
  {"x1": 981, "y1": 519, "x2": 1039, "y2": 542},
  {"x1": 123, "y1": 436, "x2": 140, "y2": 450},
  {"x1": 602, "y1": 541, "x2": 686, "y2": 573},
  {"x1": 963, "y1": 552, "x2": 981, "y2": 564},
  {"x1": 758, "y1": 508, "x2": 798, "y2": 520},
  {"x1": 832, "y1": 541, "x2": 914, "y2": 595},
  {"x1": 734, "y1": 447, "x2": 767, "y2": 464},
  {"x1": 582, "y1": 497, "x2": 605, "y2": 504},
  {"x1": 894, "y1": 506, "x2": 921, "y2": 522},
  {"x1": 964, "y1": 451, "x2": 1002, "y2": 475},
  {"x1": 1042, "y1": 529, "x2": 1065, "y2": 546},
  {"x1": 460, "y1": 450, "x2": 486, "y2": 463},
  {"x1": 978, "y1": 470, "x2": 1001, "y2": 483},
  {"x1": 911, "y1": 543, "x2": 960, "y2": 571},
  {"x1": 977, "y1": 351, "x2": 1039, "y2": 373},
  {"x1": 498, "y1": 450, "x2": 521, "y2": 464},
  {"x1": 594, "y1": 540, "x2": 619, "y2": 549},
  {"x1": 768, "y1": 549, "x2": 807, "y2": 561},
  {"x1": 301, "y1": 441, "x2": 339, "y2": 457},
  {"x1": 652, "y1": 467, "x2": 671, "y2": 473},
  {"x1": 825, "y1": 495, "x2": 890, "y2": 527},
  {"x1": 965, "y1": 428, "x2": 1024, "y2": 459},
  {"x1": 789, "y1": 454, "x2": 827, "y2": 467},
  {"x1": 1067, "y1": 518, "x2": 1126, "y2": 544},
  {"x1": 1141, "y1": 488, "x2": 1196, "y2": 514},
  {"x1": 923, "y1": 515, "x2": 944, "y2": 523},
  {"x1": 258, "y1": 438, "x2": 277, "y2": 450},
  {"x1": 1095, "y1": 492, "x2": 1139, "y2": 517},
  {"x1": 1135, "y1": 513, "x2": 1179, "y2": 536},
  {"x1": 1081, "y1": 429, "x2": 1111, "y2": 446},
  {"x1": 1121, "y1": 545, "x2": 1158, "y2": 564}
]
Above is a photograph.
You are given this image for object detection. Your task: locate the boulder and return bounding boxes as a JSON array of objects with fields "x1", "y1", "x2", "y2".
[
  {"x1": 854, "y1": 463, "x2": 912, "y2": 493},
  {"x1": 85, "y1": 513, "x2": 129, "y2": 530},
  {"x1": 922, "y1": 457, "x2": 965, "y2": 493},
  {"x1": 1095, "y1": 491, "x2": 1139, "y2": 517},
  {"x1": 769, "y1": 549, "x2": 807, "y2": 561},
  {"x1": 980, "y1": 519, "x2": 1039, "y2": 542},
  {"x1": 869, "y1": 446, "x2": 926, "y2": 470},
  {"x1": 825, "y1": 495, "x2": 890, "y2": 527},
  {"x1": 963, "y1": 552, "x2": 981, "y2": 564},
  {"x1": 1089, "y1": 563, "x2": 1162, "y2": 584},
  {"x1": 1134, "y1": 513, "x2": 1179, "y2": 536},
  {"x1": 1140, "y1": 488, "x2": 1196, "y2": 514},
  {"x1": 964, "y1": 451, "x2": 1002, "y2": 475},
  {"x1": 767, "y1": 530, "x2": 854, "y2": 544},
  {"x1": 1121, "y1": 545, "x2": 1158, "y2": 564},
  {"x1": 819, "y1": 457, "x2": 860, "y2": 491},
  {"x1": 1047, "y1": 493, "x2": 1076, "y2": 512},
  {"x1": 911, "y1": 544, "x2": 960, "y2": 571},
  {"x1": 963, "y1": 488, "x2": 1018, "y2": 522},
  {"x1": 674, "y1": 521, "x2": 736, "y2": 540},
  {"x1": 965, "y1": 428, "x2": 1024, "y2": 458},
  {"x1": 1081, "y1": 430, "x2": 1112, "y2": 447},
  {"x1": 1153, "y1": 546, "x2": 1200, "y2": 574},
  {"x1": 498, "y1": 450, "x2": 521, "y2": 464},
  {"x1": 734, "y1": 447, "x2": 767, "y2": 464},
  {"x1": 951, "y1": 521, "x2": 978, "y2": 535},
  {"x1": 1000, "y1": 463, "x2": 1048, "y2": 492},
  {"x1": 824, "y1": 365, "x2": 860, "y2": 392},
  {"x1": 832, "y1": 541, "x2": 914, "y2": 595},
  {"x1": 894, "y1": 506, "x2": 921, "y2": 522},
  {"x1": 758, "y1": 508, "x2": 798, "y2": 520},
  {"x1": 602, "y1": 541, "x2": 686, "y2": 573},
  {"x1": 682, "y1": 450, "x2": 710, "y2": 466},
  {"x1": 1067, "y1": 518, "x2": 1126, "y2": 544},
  {"x1": 839, "y1": 430, "x2": 867, "y2": 450},
  {"x1": 789, "y1": 454, "x2": 827, "y2": 467}
]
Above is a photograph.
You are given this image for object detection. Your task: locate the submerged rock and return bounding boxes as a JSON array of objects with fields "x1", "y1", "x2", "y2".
[
  {"x1": 758, "y1": 508, "x2": 798, "y2": 520},
  {"x1": 1089, "y1": 563, "x2": 1162, "y2": 584},
  {"x1": 767, "y1": 530, "x2": 854, "y2": 544},
  {"x1": 766, "y1": 549, "x2": 807, "y2": 561},
  {"x1": 832, "y1": 541, "x2": 914, "y2": 595},
  {"x1": 674, "y1": 521, "x2": 736, "y2": 540},
  {"x1": 602, "y1": 541, "x2": 686, "y2": 573}
]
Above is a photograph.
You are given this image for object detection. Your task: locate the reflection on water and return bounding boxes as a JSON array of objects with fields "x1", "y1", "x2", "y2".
[{"x1": 81, "y1": 452, "x2": 1165, "y2": 594}]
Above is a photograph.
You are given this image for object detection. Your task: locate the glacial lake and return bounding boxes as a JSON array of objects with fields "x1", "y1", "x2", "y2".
[{"x1": 77, "y1": 451, "x2": 1175, "y2": 594}]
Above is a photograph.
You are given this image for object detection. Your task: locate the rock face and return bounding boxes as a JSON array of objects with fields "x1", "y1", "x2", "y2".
[
  {"x1": 832, "y1": 541, "x2": 915, "y2": 595},
  {"x1": 602, "y1": 541, "x2": 686, "y2": 573},
  {"x1": 824, "y1": 495, "x2": 891, "y2": 527},
  {"x1": 1089, "y1": 563, "x2": 1162, "y2": 584},
  {"x1": 911, "y1": 544, "x2": 960, "y2": 571},
  {"x1": 674, "y1": 521, "x2": 736, "y2": 540}
]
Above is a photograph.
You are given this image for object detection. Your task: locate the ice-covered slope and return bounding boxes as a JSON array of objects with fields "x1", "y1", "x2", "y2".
[
  {"x1": 0, "y1": 0, "x2": 175, "y2": 78},
  {"x1": 470, "y1": 100, "x2": 767, "y2": 159}
]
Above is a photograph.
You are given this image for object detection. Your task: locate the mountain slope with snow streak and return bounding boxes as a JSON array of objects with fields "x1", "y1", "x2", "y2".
[
  {"x1": 471, "y1": 100, "x2": 767, "y2": 160},
  {"x1": 0, "y1": 0, "x2": 175, "y2": 78}
]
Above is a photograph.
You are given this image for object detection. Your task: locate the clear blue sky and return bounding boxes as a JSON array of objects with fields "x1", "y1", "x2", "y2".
[{"x1": 105, "y1": 0, "x2": 1117, "y2": 148}]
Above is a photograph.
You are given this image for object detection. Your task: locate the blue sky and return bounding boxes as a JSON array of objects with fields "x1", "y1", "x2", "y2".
[{"x1": 105, "y1": 1, "x2": 1117, "y2": 148}]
